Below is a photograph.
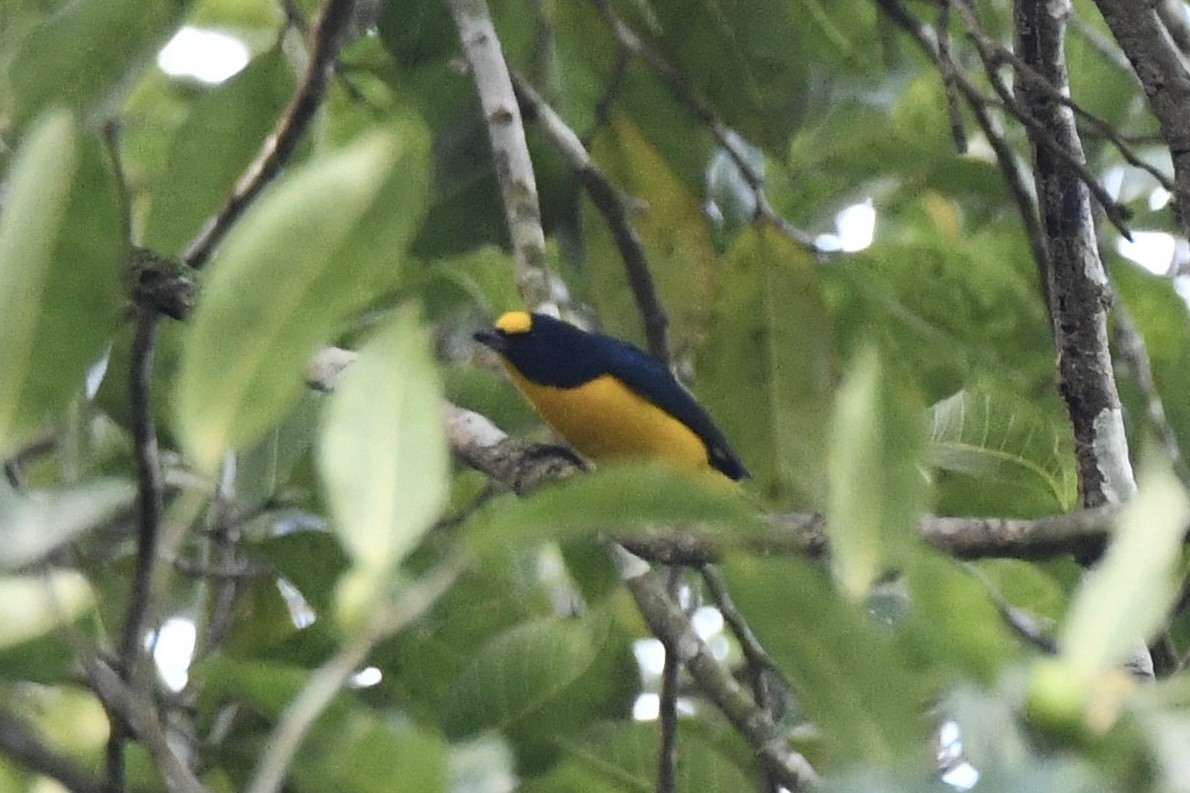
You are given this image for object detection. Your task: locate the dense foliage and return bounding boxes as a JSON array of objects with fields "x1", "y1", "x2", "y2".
[{"x1": 2, "y1": 0, "x2": 1190, "y2": 791}]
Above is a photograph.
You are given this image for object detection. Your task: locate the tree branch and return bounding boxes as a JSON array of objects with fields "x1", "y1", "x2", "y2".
[
  {"x1": 440, "y1": 398, "x2": 1126, "y2": 561},
  {"x1": 444, "y1": 0, "x2": 553, "y2": 308},
  {"x1": 86, "y1": 658, "x2": 209, "y2": 793},
  {"x1": 1092, "y1": 0, "x2": 1190, "y2": 242},
  {"x1": 611, "y1": 547, "x2": 820, "y2": 791},
  {"x1": 1015, "y1": 0, "x2": 1136, "y2": 509},
  {"x1": 183, "y1": 0, "x2": 359, "y2": 269}
]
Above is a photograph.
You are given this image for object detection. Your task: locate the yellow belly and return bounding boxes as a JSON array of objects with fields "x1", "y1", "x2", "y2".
[{"x1": 504, "y1": 366, "x2": 712, "y2": 474}]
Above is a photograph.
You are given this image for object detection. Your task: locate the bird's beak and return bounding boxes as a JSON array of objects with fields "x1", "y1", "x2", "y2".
[{"x1": 473, "y1": 328, "x2": 507, "y2": 354}]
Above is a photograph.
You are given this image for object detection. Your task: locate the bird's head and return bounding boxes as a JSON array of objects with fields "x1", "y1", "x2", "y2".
[{"x1": 473, "y1": 311, "x2": 600, "y2": 388}]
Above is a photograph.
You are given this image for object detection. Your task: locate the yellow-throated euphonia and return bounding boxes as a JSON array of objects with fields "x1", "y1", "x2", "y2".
[{"x1": 474, "y1": 311, "x2": 748, "y2": 481}]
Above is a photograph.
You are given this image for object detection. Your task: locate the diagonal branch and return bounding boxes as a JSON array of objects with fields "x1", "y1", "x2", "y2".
[
  {"x1": 874, "y1": 0, "x2": 1051, "y2": 310},
  {"x1": 610, "y1": 546, "x2": 820, "y2": 791},
  {"x1": 183, "y1": 0, "x2": 359, "y2": 269}
]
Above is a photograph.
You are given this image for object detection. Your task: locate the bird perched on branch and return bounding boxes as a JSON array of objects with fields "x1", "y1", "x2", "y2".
[{"x1": 474, "y1": 311, "x2": 748, "y2": 482}]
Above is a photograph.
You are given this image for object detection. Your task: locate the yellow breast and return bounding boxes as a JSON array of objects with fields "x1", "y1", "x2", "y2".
[{"x1": 502, "y1": 364, "x2": 712, "y2": 475}]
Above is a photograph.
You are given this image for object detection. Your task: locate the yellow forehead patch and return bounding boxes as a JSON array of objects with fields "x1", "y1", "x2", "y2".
[{"x1": 495, "y1": 311, "x2": 533, "y2": 335}]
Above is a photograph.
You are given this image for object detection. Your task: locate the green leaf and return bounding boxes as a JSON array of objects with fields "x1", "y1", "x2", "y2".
[
  {"x1": 174, "y1": 121, "x2": 430, "y2": 469},
  {"x1": 539, "y1": 722, "x2": 754, "y2": 793},
  {"x1": 624, "y1": 0, "x2": 809, "y2": 151},
  {"x1": 144, "y1": 46, "x2": 297, "y2": 256},
  {"x1": 318, "y1": 306, "x2": 448, "y2": 576},
  {"x1": 927, "y1": 387, "x2": 1077, "y2": 515},
  {"x1": 583, "y1": 117, "x2": 717, "y2": 354},
  {"x1": 901, "y1": 554, "x2": 1017, "y2": 684},
  {"x1": 0, "y1": 110, "x2": 125, "y2": 454},
  {"x1": 722, "y1": 555, "x2": 928, "y2": 769},
  {"x1": 0, "y1": 572, "x2": 94, "y2": 651},
  {"x1": 1057, "y1": 459, "x2": 1189, "y2": 686},
  {"x1": 194, "y1": 656, "x2": 310, "y2": 720},
  {"x1": 827, "y1": 345, "x2": 925, "y2": 599},
  {"x1": 371, "y1": 568, "x2": 539, "y2": 725},
  {"x1": 443, "y1": 614, "x2": 637, "y2": 741},
  {"x1": 698, "y1": 225, "x2": 834, "y2": 508},
  {"x1": 6, "y1": 0, "x2": 190, "y2": 130},
  {"x1": 293, "y1": 712, "x2": 447, "y2": 793},
  {"x1": 463, "y1": 464, "x2": 766, "y2": 562},
  {"x1": 0, "y1": 478, "x2": 134, "y2": 570}
]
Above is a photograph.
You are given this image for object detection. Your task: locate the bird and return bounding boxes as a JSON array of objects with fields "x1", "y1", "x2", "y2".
[{"x1": 473, "y1": 311, "x2": 748, "y2": 481}]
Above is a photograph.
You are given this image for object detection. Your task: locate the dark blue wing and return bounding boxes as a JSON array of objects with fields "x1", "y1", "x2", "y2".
[{"x1": 593, "y1": 335, "x2": 749, "y2": 481}]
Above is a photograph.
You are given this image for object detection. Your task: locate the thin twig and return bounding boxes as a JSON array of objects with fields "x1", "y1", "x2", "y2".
[
  {"x1": 656, "y1": 568, "x2": 682, "y2": 793},
  {"x1": 511, "y1": 72, "x2": 671, "y2": 364},
  {"x1": 1111, "y1": 300, "x2": 1190, "y2": 488},
  {"x1": 183, "y1": 0, "x2": 359, "y2": 269},
  {"x1": 444, "y1": 0, "x2": 553, "y2": 308},
  {"x1": 592, "y1": 0, "x2": 823, "y2": 254},
  {"x1": 935, "y1": 2, "x2": 969, "y2": 153}
]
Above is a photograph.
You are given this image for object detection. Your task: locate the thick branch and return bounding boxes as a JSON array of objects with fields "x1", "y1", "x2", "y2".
[
  {"x1": 444, "y1": 0, "x2": 552, "y2": 308},
  {"x1": 1015, "y1": 0, "x2": 1136, "y2": 508}
]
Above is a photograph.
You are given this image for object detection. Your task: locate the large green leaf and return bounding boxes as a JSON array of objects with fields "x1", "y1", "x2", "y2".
[
  {"x1": 5, "y1": 0, "x2": 190, "y2": 130},
  {"x1": 1030, "y1": 460, "x2": 1189, "y2": 731},
  {"x1": 443, "y1": 613, "x2": 637, "y2": 742},
  {"x1": 532, "y1": 721, "x2": 754, "y2": 793},
  {"x1": 901, "y1": 554, "x2": 1017, "y2": 685},
  {"x1": 174, "y1": 121, "x2": 429, "y2": 469},
  {"x1": 143, "y1": 46, "x2": 297, "y2": 256},
  {"x1": 827, "y1": 345, "x2": 925, "y2": 598},
  {"x1": 0, "y1": 110, "x2": 124, "y2": 454},
  {"x1": 722, "y1": 555, "x2": 928, "y2": 769},
  {"x1": 621, "y1": 0, "x2": 808, "y2": 152},
  {"x1": 318, "y1": 307, "x2": 448, "y2": 577},
  {"x1": 371, "y1": 567, "x2": 540, "y2": 726},
  {"x1": 0, "y1": 572, "x2": 94, "y2": 651},
  {"x1": 584, "y1": 116, "x2": 717, "y2": 354},
  {"x1": 292, "y1": 712, "x2": 447, "y2": 793},
  {"x1": 1056, "y1": 464, "x2": 1185, "y2": 681},
  {"x1": 462, "y1": 464, "x2": 766, "y2": 562},
  {"x1": 0, "y1": 478, "x2": 134, "y2": 570},
  {"x1": 698, "y1": 225, "x2": 834, "y2": 508},
  {"x1": 927, "y1": 387, "x2": 1077, "y2": 515}
]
